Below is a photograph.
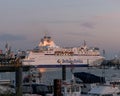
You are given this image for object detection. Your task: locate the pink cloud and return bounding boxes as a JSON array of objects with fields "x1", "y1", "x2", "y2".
[{"x1": 94, "y1": 13, "x2": 120, "y2": 20}]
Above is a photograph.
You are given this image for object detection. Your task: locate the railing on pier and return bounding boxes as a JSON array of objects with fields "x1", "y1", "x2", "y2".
[
  {"x1": 0, "y1": 54, "x2": 29, "y2": 72},
  {"x1": 0, "y1": 58, "x2": 21, "y2": 66}
]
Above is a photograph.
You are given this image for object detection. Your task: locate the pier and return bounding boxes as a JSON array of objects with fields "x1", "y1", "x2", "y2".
[{"x1": 0, "y1": 57, "x2": 30, "y2": 96}]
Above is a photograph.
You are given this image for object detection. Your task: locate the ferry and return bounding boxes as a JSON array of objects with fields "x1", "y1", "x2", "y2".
[{"x1": 22, "y1": 35, "x2": 104, "y2": 68}]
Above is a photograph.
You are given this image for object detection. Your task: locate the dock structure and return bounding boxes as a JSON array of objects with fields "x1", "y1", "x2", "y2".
[
  {"x1": 0, "y1": 57, "x2": 30, "y2": 96},
  {"x1": 0, "y1": 57, "x2": 30, "y2": 72}
]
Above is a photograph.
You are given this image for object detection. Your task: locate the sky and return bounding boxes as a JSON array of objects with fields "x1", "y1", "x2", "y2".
[{"x1": 0, "y1": 0, "x2": 120, "y2": 59}]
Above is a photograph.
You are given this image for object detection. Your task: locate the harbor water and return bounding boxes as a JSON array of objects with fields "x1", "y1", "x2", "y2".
[
  {"x1": 39, "y1": 67, "x2": 120, "y2": 84},
  {"x1": 0, "y1": 67, "x2": 120, "y2": 85}
]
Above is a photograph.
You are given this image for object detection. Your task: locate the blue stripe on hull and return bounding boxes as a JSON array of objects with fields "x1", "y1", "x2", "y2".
[{"x1": 29, "y1": 64, "x2": 89, "y2": 68}]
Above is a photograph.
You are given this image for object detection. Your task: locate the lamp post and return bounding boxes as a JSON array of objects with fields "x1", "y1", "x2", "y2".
[{"x1": 57, "y1": 59, "x2": 66, "y2": 81}]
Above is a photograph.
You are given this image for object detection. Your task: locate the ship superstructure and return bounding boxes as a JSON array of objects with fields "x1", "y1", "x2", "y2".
[{"x1": 22, "y1": 35, "x2": 104, "y2": 67}]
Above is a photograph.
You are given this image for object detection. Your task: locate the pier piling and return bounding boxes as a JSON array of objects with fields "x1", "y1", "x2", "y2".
[
  {"x1": 54, "y1": 79, "x2": 62, "y2": 96},
  {"x1": 15, "y1": 66, "x2": 23, "y2": 96},
  {"x1": 62, "y1": 65, "x2": 66, "y2": 80}
]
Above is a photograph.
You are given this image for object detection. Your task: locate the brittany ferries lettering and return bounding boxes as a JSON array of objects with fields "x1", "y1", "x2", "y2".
[
  {"x1": 22, "y1": 35, "x2": 104, "y2": 68},
  {"x1": 57, "y1": 59, "x2": 83, "y2": 64}
]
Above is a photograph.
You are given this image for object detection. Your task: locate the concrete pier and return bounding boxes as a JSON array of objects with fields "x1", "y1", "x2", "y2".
[{"x1": 0, "y1": 58, "x2": 30, "y2": 96}]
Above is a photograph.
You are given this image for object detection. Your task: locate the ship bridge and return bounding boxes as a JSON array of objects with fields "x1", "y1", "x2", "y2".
[{"x1": 38, "y1": 36, "x2": 58, "y2": 48}]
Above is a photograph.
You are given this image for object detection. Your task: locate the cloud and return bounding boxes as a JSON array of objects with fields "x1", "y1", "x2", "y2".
[
  {"x1": 38, "y1": 20, "x2": 82, "y2": 24},
  {"x1": 94, "y1": 13, "x2": 120, "y2": 20},
  {"x1": 68, "y1": 31, "x2": 94, "y2": 37},
  {"x1": 0, "y1": 33, "x2": 26, "y2": 41},
  {"x1": 81, "y1": 22, "x2": 95, "y2": 29}
]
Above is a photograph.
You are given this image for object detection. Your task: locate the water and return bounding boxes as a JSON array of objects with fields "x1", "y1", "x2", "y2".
[
  {"x1": 1, "y1": 67, "x2": 120, "y2": 85},
  {"x1": 40, "y1": 67, "x2": 120, "y2": 84}
]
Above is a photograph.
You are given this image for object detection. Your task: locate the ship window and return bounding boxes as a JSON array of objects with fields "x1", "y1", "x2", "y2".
[
  {"x1": 102, "y1": 95, "x2": 113, "y2": 96},
  {"x1": 89, "y1": 94, "x2": 100, "y2": 96},
  {"x1": 61, "y1": 87, "x2": 64, "y2": 92},
  {"x1": 67, "y1": 88, "x2": 71, "y2": 92},
  {"x1": 36, "y1": 85, "x2": 49, "y2": 92},
  {"x1": 117, "y1": 92, "x2": 120, "y2": 95},
  {"x1": 22, "y1": 86, "x2": 33, "y2": 93},
  {"x1": 71, "y1": 87, "x2": 75, "y2": 92},
  {"x1": 83, "y1": 85, "x2": 86, "y2": 88},
  {"x1": 76, "y1": 86, "x2": 80, "y2": 92}
]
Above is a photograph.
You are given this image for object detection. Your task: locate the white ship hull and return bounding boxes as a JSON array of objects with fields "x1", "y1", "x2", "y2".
[{"x1": 22, "y1": 52, "x2": 104, "y2": 68}]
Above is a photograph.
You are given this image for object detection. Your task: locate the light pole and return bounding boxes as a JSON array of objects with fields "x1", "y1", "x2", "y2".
[{"x1": 57, "y1": 59, "x2": 66, "y2": 81}]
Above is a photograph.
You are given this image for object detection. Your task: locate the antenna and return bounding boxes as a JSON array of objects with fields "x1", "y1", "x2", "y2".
[
  {"x1": 5, "y1": 41, "x2": 9, "y2": 55},
  {"x1": 83, "y1": 40, "x2": 86, "y2": 46},
  {"x1": 43, "y1": 29, "x2": 49, "y2": 37},
  {"x1": 44, "y1": 31, "x2": 47, "y2": 37},
  {"x1": 102, "y1": 49, "x2": 106, "y2": 82},
  {"x1": 103, "y1": 49, "x2": 105, "y2": 57}
]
